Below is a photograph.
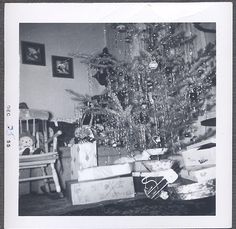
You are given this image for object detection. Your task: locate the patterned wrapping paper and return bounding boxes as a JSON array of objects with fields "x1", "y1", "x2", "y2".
[
  {"x1": 133, "y1": 159, "x2": 174, "y2": 172},
  {"x1": 67, "y1": 176, "x2": 135, "y2": 205},
  {"x1": 70, "y1": 141, "x2": 97, "y2": 179},
  {"x1": 169, "y1": 179, "x2": 216, "y2": 200},
  {"x1": 181, "y1": 146, "x2": 216, "y2": 168}
]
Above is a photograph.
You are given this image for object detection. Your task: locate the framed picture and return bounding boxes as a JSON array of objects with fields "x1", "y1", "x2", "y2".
[
  {"x1": 21, "y1": 41, "x2": 46, "y2": 66},
  {"x1": 52, "y1": 55, "x2": 74, "y2": 78}
]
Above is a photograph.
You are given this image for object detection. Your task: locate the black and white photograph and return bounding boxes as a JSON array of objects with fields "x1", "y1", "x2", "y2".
[
  {"x1": 4, "y1": 3, "x2": 232, "y2": 229},
  {"x1": 18, "y1": 22, "x2": 216, "y2": 216}
]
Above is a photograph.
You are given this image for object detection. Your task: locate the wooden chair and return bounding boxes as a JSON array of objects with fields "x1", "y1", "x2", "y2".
[{"x1": 19, "y1": 109, "x2": 62, "y2": 195}]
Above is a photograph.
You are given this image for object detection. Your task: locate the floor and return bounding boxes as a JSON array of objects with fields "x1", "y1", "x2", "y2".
[{"x1": 19, "y1": 192, "x2": 215, "y2": 216}]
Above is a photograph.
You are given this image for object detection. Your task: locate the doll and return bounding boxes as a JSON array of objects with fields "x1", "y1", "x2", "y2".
[
  {"x1": 19, "y1": 133, "x2": 35, "y2": 155},
  {"x1": 19, "y1": 132, "x2": 42, "y2": 155}
]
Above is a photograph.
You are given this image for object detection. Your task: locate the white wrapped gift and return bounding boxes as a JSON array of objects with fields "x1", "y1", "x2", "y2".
[
  {"x1": 78, "y1": 163, "x2": 132, "y2": 182},
  {"x1": 169, "y1": 179, "x2": 215, "y2": 200},
  {"x1": 180, "y1": 165, "x2": 216, "y2": 182},
  {"x1": 70, "y1": 141, "x2": 97, "y2": 179},
  {"x1": 67, "y1": 176, "x2": 135, "y2": 205},
  {"x1": 133, "y1": 159, "x2": 174, "y2": 172},
  {"x1": 132, "y1": 169, "x2": 178, "y2": 184},
  {"x1": 181, "y1": 146, "x2": 215, "y2": 168}
]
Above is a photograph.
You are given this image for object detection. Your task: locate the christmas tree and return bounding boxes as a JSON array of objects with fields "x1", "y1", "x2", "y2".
[{"x1": 69, "y1": 23, "x2": 216, "y2": 154}]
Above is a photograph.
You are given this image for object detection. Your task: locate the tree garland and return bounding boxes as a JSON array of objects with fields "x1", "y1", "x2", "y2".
[{"x1": 69, "y1": 23, "x2": 216, "y2": 153}]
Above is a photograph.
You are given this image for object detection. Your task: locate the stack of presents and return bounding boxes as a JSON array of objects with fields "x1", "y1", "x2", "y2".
[{"x1": 60, "y1": 136, "x2": 216, "y2": 205}]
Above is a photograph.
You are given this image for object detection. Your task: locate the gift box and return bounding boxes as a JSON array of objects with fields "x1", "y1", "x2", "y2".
[
  {"x1": 67, "y1": 176, "x2": 135, "y2": 205},
  {"x1": 180, "y1": 165, "x2": 216, "y2": 182},
  {"x1": 133, "y1": 159, "x2": 174, "y2": 172},
  {"x1": 78, "y1": 163, "x2": 132, "y2": 182},
  {"x1": 70, "y1": 141, "x2": 97, "y2": 179},
  {"x1": 132, "y1": 169, "x2": 178, "y2": 193},
  {"x1": 181, "y1": 146, "x2": 215, "y2": 168},
  {"x1": 169, "y1": 179, "x2": 215, "y2": 200}
]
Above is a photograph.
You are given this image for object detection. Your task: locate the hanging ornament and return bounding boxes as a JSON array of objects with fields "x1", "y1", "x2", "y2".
[
  {"x1": 149, "y1": 60, "x2": 158, "y2": 70},
  {"x1": 152, "y1": 135, "x2": 161, "y2": 145},
  {"x1": 169, "y1": 48, "x2": 175, "y2": 56},
  {"x1": 118, "y1": 71, "x2": 124, "y2": 77},
  {"x1": 116, "y1": 24, "x2": 127, "y2": 33},
  {"x1": 167, "y1": 76, "x2": 173, "y2": 84},
  {"x1": 165, "y1": 66, "x2": 172, "y2": 75},
  {"x1": 138, "y1": 64, "x2": 145, "y2": 72},
  {"x1": 184, "y1": 131, "x2": 192, "y2": 138},
  {"x1": 148, "y1": 92, "x2": 154, "y2": 105},
  {"x1": 147, "y1": 79, "x2": 153, "y2": 91},
  {"x1": 124, "y1": 36, "x2": 132, "y2": 43},
  {"x1": 189, "y1": 88, "x2": 198, "y2": 103}
]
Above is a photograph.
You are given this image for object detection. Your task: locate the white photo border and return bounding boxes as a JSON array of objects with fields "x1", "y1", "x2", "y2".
[{"x1": 4, "y1": 2, "x2": 232, "y2": 229}]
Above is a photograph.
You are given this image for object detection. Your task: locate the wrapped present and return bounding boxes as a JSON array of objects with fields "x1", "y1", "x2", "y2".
[
  {"x1": 70, "y1": 141, "x2": 97, "y2": 179},
  {"x1": 169, "y1": 179, "x2": 215, "y2": 200},
  {"x1": 180, "y1": 165, "x2": 216, "y2": 182},
  {"x1": 78, "y1": 163, "x2": 132, "y2": 182},
  {"x1": 181, "y1": 146, "x2": 215, "y2": 168},
  {"x1": 132, "y1": 169, "x2": 178, "y2": 193},
  {"x1": 67, "y1": 176, "x2": 135, "y2": 205},
  {"x1": 186, "y1": 137, "x2": 216, "y2": 150},
  {"x1": 144, "y1": 148, "x2": 168, "y2": 156},
  {"x1": 133, "y1": 159, "x2": 174, "y2": 172}
]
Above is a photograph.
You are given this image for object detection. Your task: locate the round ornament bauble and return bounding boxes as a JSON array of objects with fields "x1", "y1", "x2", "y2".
[
  {"x1": 149, "y1": 60, "x2": 158, "y2": 70},
  {"x1": 124, "y1": 36, "x2": 132, "y2": 43},
  {"x1": 116, "y1": 24, "x2": 127, "y2": 33},
  {"x1": 169, "y1": 48, "x2": 175, "y2": 56}
]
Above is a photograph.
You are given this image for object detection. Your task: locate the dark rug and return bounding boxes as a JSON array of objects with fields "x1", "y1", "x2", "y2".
[{"x1": 62, "y1": 196, "x2": 215, "y2": 216}]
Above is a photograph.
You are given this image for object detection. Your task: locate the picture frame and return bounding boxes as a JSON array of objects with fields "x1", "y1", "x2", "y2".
[
  {"x1": 21, "y1": 41, "x2": 46, "y2": 66},
  {"x1": 52, "y1": 55, "x2": 74, "y2": 78}
]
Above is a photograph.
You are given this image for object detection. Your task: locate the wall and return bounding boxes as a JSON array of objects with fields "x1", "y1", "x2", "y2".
[{"x1": 20, "y1": 23, "x2": 106, "y2": 121}]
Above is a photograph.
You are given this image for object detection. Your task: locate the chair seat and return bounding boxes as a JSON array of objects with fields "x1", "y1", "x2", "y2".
[
  {"x1": 19, "y1": 152, "x2": 58, "y2": 163},
  {"x1": 19, "y1": 152, "x2": 58, "y2": 169}
]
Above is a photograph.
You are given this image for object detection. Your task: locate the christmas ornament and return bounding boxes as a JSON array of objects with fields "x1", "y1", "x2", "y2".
[
  {"x1": 169, "y1": 48, "x2": 175, "y2": 56},
  {"x1": 149, "y1": 60, "x2": 158, "y2": 70},
  {"x1": 165, "y1": 66, "x2": 172, "y2": 75},
  {"x1": 147, "y1": 80, "x2": 153, "y2": 90},
  {"x1": 148, "y1": 92, "x2": 154, "y2": 105},
  {"x1": 152, "y1": 135, "x2": 161, "y2": 145},
  {"x1": 116, "y1": 24, "x2": 127, "y2": 33},
  {"x1": 189, "y1": 88, "x2": 198, "y2": 102},
  {"x1": 138, "y1": 64, "x2": 145, "y2": 72},
  {"x1": 124, "y1": 36, "x2": 132, "y2": 43}
]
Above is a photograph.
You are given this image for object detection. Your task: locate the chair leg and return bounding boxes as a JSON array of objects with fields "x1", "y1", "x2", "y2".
[
  {"x1": 50, "y1": 163, "x2": 61, "y2": 193},
  {"x1": 41, "y1": 167, "x2": 50, "y2": 193}
]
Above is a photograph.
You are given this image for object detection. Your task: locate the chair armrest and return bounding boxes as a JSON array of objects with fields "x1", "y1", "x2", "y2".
[
  {"x1": 47, "y1": 130, "x2": 62, "y2": 152},
  {"x1": 47, "y1": 130, "x2": 62, "y2": 144}
]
